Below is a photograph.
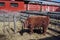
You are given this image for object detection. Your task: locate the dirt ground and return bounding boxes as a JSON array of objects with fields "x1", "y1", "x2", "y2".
[{"x1": 0, "y1": 21, "x2": 60, "y2": 40}]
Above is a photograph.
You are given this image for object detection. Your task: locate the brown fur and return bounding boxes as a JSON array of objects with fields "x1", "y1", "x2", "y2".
[{"x1": 24, "y1": 16, "x2": 50, "y2": 35}]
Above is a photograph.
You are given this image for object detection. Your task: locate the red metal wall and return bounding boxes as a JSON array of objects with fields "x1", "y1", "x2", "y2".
[
  {"x1": 0, "y1": 1, "x2": 60, "y2": 12},
  {"x1": 0, "y1": 1, "x2": 24, "y2": 11},
  {"x1": 7, "y1": 1, "x2": 24, "y2": 11},
  {"x1": 24, "y1": 4, "x2": 60, "y2": 12},
  {"x1": 25, "y1": 4, "x2": 40, "y2": 11}
]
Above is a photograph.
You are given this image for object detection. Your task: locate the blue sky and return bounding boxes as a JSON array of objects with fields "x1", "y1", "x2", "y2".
[{"x1": 53, "y1": 0, "x2": 60, "y2": 2}]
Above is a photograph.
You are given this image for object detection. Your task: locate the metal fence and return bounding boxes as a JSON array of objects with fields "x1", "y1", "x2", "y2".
[
  {"x1": 0, "y1": 10, "x2": 30, "y2": 34},
  {"x1": 0, "y1": 10, "x2": 60, "y2": 34},
  {"x1": 0, "y1": 11, "x2": 21, "y2": 34}
]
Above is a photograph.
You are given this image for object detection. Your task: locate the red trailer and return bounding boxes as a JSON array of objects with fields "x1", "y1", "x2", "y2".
[
  {"x1": 0, "y1": 1, "x2": 24, "y2": 11},
  {"x1": 24, "y1": 1, "x2": 60, "y2": 12},
  {"x1": 0, "y1": 0, "x2": 60, "y2": 12}
]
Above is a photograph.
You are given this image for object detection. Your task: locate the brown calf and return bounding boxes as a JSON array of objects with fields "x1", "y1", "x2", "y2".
[{"x1": 24, "y1": 16, "x2": 50, "y2": 35}]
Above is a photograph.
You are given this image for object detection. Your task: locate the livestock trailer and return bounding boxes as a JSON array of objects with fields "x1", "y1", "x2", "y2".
[{"x1": 0, "y1": 0, "x2": 60, "y2": 12}]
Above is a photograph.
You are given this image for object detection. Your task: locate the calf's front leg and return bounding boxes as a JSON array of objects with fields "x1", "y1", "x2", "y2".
[{"x1": 30, "y1": 25, "x2": 34, "y2": 34}]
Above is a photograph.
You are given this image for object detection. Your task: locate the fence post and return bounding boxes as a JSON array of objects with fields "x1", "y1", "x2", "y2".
[
  {"x1": 13, "y1": 14, "x2": 17, "y2": 34},
  {"x1": 3, "y1": 14, "x2": 5, "y2": 33},
  {"x1": 6, "y1": 14, "x2": 10, "y2": 33},
  {"x1": 8, "y1": 15, "x2": 10, "y2": 29}
]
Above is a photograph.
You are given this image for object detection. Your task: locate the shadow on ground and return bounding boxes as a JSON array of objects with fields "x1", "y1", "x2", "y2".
[
  {"x1": 19, "y1": 29, "x2": 43, "y2": 35},
  {"x1": 0, "y1": 34, "x2": 7, "y2": 40},
  {"x1": 38, "y1": 35, "x2": 60, "y2": 40}
]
